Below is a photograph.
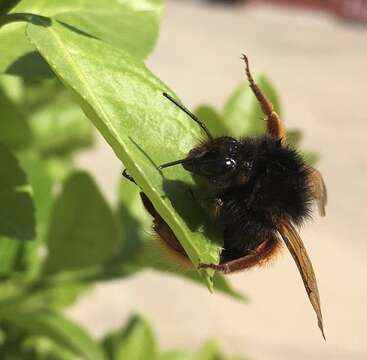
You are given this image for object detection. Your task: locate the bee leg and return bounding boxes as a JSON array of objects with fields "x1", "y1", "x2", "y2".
[
  {"x1": 122, "y1": 169, "x2": 136, "y2": 184},
  {"x1": 187, "y1": 189, "x2": 223, "y2": 221},
  {"x1": 241, "y1": 54, "x2": 286, "y2": 142},
  {"x1": 198, "y1": 236, "x2": 280, "y2": 274}
]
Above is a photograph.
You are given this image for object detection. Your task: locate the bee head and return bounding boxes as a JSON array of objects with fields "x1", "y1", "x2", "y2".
[{"x1": 182, "y1": 136, "x2": 253, "y2": 189}]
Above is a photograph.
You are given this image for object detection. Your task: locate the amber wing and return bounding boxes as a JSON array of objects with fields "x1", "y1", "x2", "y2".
[{"x1": 278, "y1": 220, "x2": 325, "y2": 340}]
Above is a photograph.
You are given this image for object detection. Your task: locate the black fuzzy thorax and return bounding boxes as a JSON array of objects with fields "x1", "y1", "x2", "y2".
[{"x1": 215, "y1": 136, "x2": 313, "y2": 261}]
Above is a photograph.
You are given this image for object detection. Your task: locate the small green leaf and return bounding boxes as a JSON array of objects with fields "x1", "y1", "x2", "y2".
[
  {"x1": 43, "y1": 171, "x2": 119, "y2": 274},
  {"x1": 2, "y1": 309, "x2": 107, "y2": 360},
  {"x1": 27, "y1": 18, "x2": 222, "y2": 287},
  {"x1": 223, "y1": 76, "x2": 281, "y2": 137},
  {"x1": 0, "y1": 0, "x2": 163, "y2": 77},
  {"x1": 195, "y1": 105, "x2": 227, "y2": 137},
  {"x1": 0, "y1": 144, "x2": 36, "y2": 241},
  {"x1": 103, "y1": 314, "x2": 156, "y2": 360}
]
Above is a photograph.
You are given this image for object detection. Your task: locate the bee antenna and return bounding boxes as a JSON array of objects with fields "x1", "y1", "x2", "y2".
[
  {"x1": 163, "y1": 92, "x2": 213, "y2": 141},
  {"x1": 158, "y1": 158, "x2": 187, "y2": 170}
]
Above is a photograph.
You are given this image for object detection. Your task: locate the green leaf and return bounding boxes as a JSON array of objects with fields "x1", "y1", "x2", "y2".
[
  {"x1": 0, "y1": 237, "x2": 22, "y2": 276},
  {"x1": 28, "y1": 89, "x2": 94, "y2": 156},
  {"x1": 43, "y1": 171, "x2": 119, "y2": 274},
  {"x1": 103, "y1": 314, "x2": 156, "y2": 360},
  {"x1": 27, "y1": 18, "x2": 222, "y2": 288},
  {"x1": 194, "y1": 340, "x2": 249, "y2": 360},
  {"x1": 0, "y1": 74, "x2": 24, "y2": 102},
  {"x1": 194, "y1": 340, "x2": 220, "y2": 360},
  {"x1": 195, "y1": 105, "x2": 227, "y2": 137},
  {"x1": 2, "y1": 309, "x2": 107, "y2": 360},
  {"x1": 18, "y1": 153, "x2": 53, "y2": 228},
  {"x1": 0, "y1": 144, "x2": 36, "y2": 241},
  {"x1": 116, "y1": 178, "x2": 247, "y2": 302},
  {"x1": 21, "y1": 335, "x2": 77, "y2": 360},
  {"x1": 223, "y1": 76, "x2": 281, "y2": 137},
  {"x1": 0, "y1": 0, "x2": 163, "y2": 77},
  {"x1": 0, "y1": 84, "x2": 32, "y2": 149}
]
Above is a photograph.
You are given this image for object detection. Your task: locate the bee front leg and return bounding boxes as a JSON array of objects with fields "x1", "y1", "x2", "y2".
[
  {"x1": 188, "y1": 189, "x2": 224, "y2": 222},
  {"x1": 122, "y1": 169, "x2": 136, "y2": 184}
]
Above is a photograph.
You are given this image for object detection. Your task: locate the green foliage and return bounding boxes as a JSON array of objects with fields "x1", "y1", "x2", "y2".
[
  {"x1": 0, "y1": 0, "x2": 319, "y2": 357},
  {"x1": 103, "y1": 315, "x2": 156, "y2": 360},
  {"x1": 0, "y1": 0, "x2": 163, "y2": 77},
  {"x1": 26, "y1": 18, "x2": 223, "y2": 288},
  {"x1": 0, "y1": 144, "x2": 35, "y2": 241},
  {"x1": 223, "y1": 75, "x2": 282, "y2": 137},
  {"x1": 44, "y1": 172, "x2": 119, "y2": 274},
  {"x1": 1, "y1": 309, "x2": 107, "y2": 360},
  {"x1": 101, "y1": 315, "x2": 248, "y2": 360}
]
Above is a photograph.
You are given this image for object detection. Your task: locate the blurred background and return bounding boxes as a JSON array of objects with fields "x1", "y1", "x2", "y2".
[{"x1": 70, "y1": 0, "x2": 367, "y2": 359}]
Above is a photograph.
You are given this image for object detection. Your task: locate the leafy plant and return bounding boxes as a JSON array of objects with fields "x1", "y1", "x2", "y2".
[{"x1": 0, "y1": 0, "x2": 318, "y2": 358}]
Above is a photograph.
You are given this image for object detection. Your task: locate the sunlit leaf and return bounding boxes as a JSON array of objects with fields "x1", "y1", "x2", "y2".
[
  {"x1": 0, "y1": 0, "x2": 163, "y2": 77},
  {"x1": 27, "y1": 18, "x2": 222, "y2": 288}
]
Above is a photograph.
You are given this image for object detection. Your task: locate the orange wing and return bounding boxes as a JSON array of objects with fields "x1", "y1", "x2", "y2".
[{"x1": 278, "y1": 220, "x2": 325, "y2": 340}]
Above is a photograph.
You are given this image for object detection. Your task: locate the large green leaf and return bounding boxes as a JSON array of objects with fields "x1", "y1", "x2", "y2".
[
  {"x1": 1, "y1": 309, "x2": 107, "y2": 360},
  {"x1": 103, "y1": 314, "x2": 156, "y2": 360},
  {"x1": 223, "y1": 76, "x2": 281, "y2": 137},
  {"x1": 27, "y1": 19, "x2": 222, "y2": 288},
  {"x1": 0, "y1": 144, "x2": 35, "y2": 241},
  {"x1": 0, "y1": 0, "x2": 163, "y2": 77},
  {"x1": 43, "y1": 171, "x2": 119, "y2": 274}
]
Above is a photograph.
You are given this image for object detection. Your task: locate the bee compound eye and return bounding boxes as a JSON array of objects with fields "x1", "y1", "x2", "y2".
[{"x1": 224, "y1": 158, "x2": 236, "y2": 169}]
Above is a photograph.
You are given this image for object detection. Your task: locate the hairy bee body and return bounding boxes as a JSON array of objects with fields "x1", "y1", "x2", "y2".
[{"x1": 189, "y1": 135, "x2": 313, "y2": 263}]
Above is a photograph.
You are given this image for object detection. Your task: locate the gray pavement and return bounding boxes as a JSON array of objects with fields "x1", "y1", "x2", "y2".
[{"x1": 72, "y1": 1, "x2": 367, "y2": 359}]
